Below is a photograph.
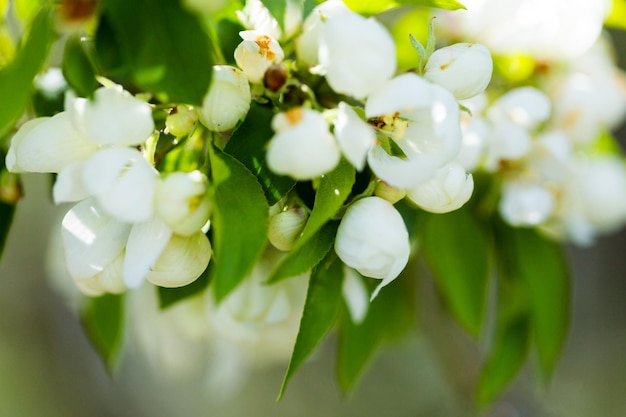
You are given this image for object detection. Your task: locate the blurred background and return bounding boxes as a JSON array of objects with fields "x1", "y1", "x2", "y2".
[{"x1": 2, "y1": 17, "x2": 626, "y2": 417}]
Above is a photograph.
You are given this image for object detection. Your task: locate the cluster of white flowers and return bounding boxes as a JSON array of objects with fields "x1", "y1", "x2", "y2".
[
  {"x1": 443, "y1": 3, "x2": 626, "y2": 245},
  {"x1": 7, "y1": 86, "x2": 212, "y2": 294}
]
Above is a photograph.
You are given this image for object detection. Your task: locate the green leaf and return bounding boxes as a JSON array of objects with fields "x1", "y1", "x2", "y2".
[
  {"x1": 0, "y1": 8, "x2": 53, "y2": 138},
  {"x1": 342, "y1": 0, "x2": 465, "y2": 15},
  {"x1": 260, "y1": 0, "x2": 286, "y2": 31},
  {"x1": 267, "y1": 221, "x2": 338, "y2": 284},
  {"x1": 157, "y1": 267, "x2": 210, "y2": 309},
  {"x1": 476, "y1": 317, "x2": 530, "y2": 406},
  {"x1": 224, "y1": 104, "x2": 295, "y2": 205},
  {"x1": 336, "y1": 267, "x2": 417, "y2": 392},
  {"x1": 81, "y1": 293, "x2": 125, "y2": 372},
  {"x1": 209, "y1": 146, "x2": 269, "y2": 302},
  {"x1": 62, "y1": 36, "x2": 98, "y2": 98},
  {"x1": 420, "y1": 207, "x2": 491, "y2": 337},
  {"x1": 505, "y1": 226, "x2": 570, "y2": 377},
  {"x1": 295, "y1": 159, "x2": 355, "y2": 249},
  {"x1": 97, "y1": 0, "x2": 213, "y2": 105},
  {"x1": 606, "y1": 0, "x2": 626, "y2": 30},
  {"x1": 278, "y1": 252, "x2": 344, "y2": 400}
]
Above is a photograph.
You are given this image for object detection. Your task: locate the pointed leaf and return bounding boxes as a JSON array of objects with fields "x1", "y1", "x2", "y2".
[
  {"x1": 476, "y1": 317, "x2": 530, "y2": 406},
  {"x1": 420, "y1": 207, "x2": 491, "y2": 336},
  {"x1": 224, "y1": 104, "x2": 295, "y2": 205},
  {"x1": 81, "y1": 293, "x2": 125, "y2": 372},
  {"x1": 97, "y1": 0, "x2": 213, "y2": 105},
  {"x1": 342, "y1": 0, "x2": 465, "y2": 15},
  {"x1": 295, "y1": 158, "x2": 355, "y2": 249},
  {"x1": 399, "y1": 0, "x2": 466, "y2": 10},
  {"x1": 260, "y1": 0, "x2": 287, "y2": 31},
  {"x1": 62, "y1": 36, "x2": 98, "y2": 98},
  {"x1": 0, "y1": 8, "x2": 53, "y2": 138},
  {"x1": 267, "y1": 221, "x2": 338, "y2": 284},
  {"x1": 278, "y1": 252, "x2": 344, "y2": 400},
  {"x1": 209, "y1": 146, "x2": 268, "y2": 302},
  {"x1": 506, "y1": 226, "x2": 570, "y2": 376},
  {"x1": 337, "y1": 267, "x2": 417, "y2": 392}
]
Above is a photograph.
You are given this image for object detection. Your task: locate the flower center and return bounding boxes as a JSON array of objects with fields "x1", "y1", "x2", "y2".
[
  {"x1": 372, "y1": 112, "x2": 409, "y2": 140},
  {"x1": 255, "y1": 35, "x2": 276, "y2": 61},
  {"x1": 285, "y1": 107, "x2": 303, "y2": 125}
]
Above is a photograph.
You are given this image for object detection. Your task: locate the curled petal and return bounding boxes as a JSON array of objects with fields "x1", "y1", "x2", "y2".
[
  {"x1": 342, "y1": 266, "x2": 369, "y2": 324},
  {"x1": 82, "y1": 147, "x2": 158, "y2": 223},
  {"x1": 123, "y1": 217, "x2": 172, "y2": 288},
  {"x1": 61, "y1": 198, "x2": 131, "y2": 280},
  {"x1": 147, "y1": 232, "x2": 212, "y2": 288},
  {"x1": 365, "y1": 73, "x2": 433, "y2": 118}
]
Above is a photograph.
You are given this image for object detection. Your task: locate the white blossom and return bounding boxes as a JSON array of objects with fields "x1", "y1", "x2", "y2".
[
  {"x1": 236, "y1": 0, "x2": 302, "y2": 40},
  {"x1": 499, "y1": 181, "x2": 555, "y2": 226},
  {"x1": 335, "y1": 197, "x2": 410, "y2": 300},
  {"x1": 424, "y1": 43, "x2": 493, "y2": 100},
  {"x1": 295, "y1": 0, "x2": 350, "y2": 68},
  {"x1": 406, "y1": 162, "x2": 474, "y2": 213},
  {"x1": 234, "y1": 30, "x2": 284, "y2": 84},
  {"x1": 318, "y1": 11, "x2": 397, "y2": 99},
  {"x1": 365, "y1": 73, "x2": 462, "y2": 188},
  {"x1": 266, "y1": 107, "x2": 340, "y2": 180},
  {"x1": 199, "y1": 65, "x2": 251, "y2": 132}
]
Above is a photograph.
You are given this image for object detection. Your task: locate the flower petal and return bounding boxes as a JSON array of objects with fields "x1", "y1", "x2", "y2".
[
  {"x1": 12, "y1": 112, "x2": 98, "y2": 173},
  {"x1": 61, "y1": 198, "x2": 131, "y2": 280},
  {"x1": 334, "y1": 102, "x2": 376, "y2": 171},
  {"x1": 367, "y1": 144, "x2": 437, "y2": 189},
  {"x1": 71, "y1": 85, "x2": 155, "y2": 146},
  {"x1": 53, "y1": 160, "x2": 91, "y2": 203},
  {"x1": 83, "y1": 147, "x2": 158, "y2": 223},
  {"x1": 123, "y1": 217, "x2": 172, "y2": 288}
]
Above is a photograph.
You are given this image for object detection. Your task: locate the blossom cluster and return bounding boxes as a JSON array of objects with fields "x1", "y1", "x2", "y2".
[{"x1": 2, "y1": 0, "x2": 626, "y2": 399}]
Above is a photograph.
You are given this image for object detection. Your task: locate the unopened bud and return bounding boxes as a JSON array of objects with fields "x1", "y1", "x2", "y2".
[
  {"x1": 165, "y1": 105, "x2": 198, "y2": 137},
  {"x1": 264, "y1": 63, "x2": 288, "y2": 92},
  {"x1": 0, "y1": 170, "x2": 22, "y2": 204},
  {"x1": 268, "y1": 207, "x2": 308, "y2": 251},
  {"x1": 199, "y1": 65, "x2": 251, "y2": 132}
]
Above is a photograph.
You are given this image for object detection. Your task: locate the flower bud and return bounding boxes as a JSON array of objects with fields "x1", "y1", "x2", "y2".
[
  {"x1": 147, "y1": 232, "x2": 212, "y2": 288},
  {"x1": 234, "y1": 31, "x2": 284, "y2": 84},
  {"x1": 406, "y1": 163, "x2": 474, "y2": 213},
  {"x1": 264, "y1": 63, "x2": 288, "y2": 92},
  {"x1": 268, "y1": 207, "x2": 308, "y2": 251},
  {"x1": 165, "y1": 105, "x2": 198, "y2": 137},
  {"x1": 155, "y1": 171, "x2": 211, "y2": 236},
  {"x1": 267, "y1": 107, "x2": 341, "y2": 180},
  {"x1": 424, "y1": 43, "x2": 493, "y2": 100},
  {"x1": 499, "y1": 181, "x2": 555, "y2": 226},
  {"x1": 335, "y1": 196, "x2": 410, "y2": 300},
  {"x1": 199, "y1": 65, "x2": 251, "y2": 132}
]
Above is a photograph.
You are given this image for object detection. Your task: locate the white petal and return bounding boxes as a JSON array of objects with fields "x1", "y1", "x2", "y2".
[
  {"x1": 146, "y1": 232, "x2": 212, "y2": 288},
  {"x1": 72, "y1": 85, "x2": 155, "y2": 146},
  {"x1": 123, "y1": 217, "x2": 172, "y2": 288},
  {"x1": 6, "y1": 118, "x2": 49, "y2": 172},
  {"x1": 13, "y1": 112, "x2": 98, "y2": 173},
  {"x1": 342, "y1": 266, "x2": 369, "y2": 324},
  {"x1": 367, "y1": 144, "x2": 437, "y2": 189},
  {"x1": 53, "y1": 160, "x2": 91, "y2": 203},
  {"x1": 334, "y1": 102, "x2": 376, "y2": 171},
  {"x1": 83, "y1": 147, "x2": 158, "y2": 223},
  {"x1": 365, "y1": 73, "x2": 433, "y2": 118},
  {"x1": 61, "y1": 198, "x2": 131, "y2": 280},
  {"x1": 319, "y1": 12, "x2": 396, "y2": 99},
  {"x1": 499, "y1": 181, "x2": 554, "y2": 226}
]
